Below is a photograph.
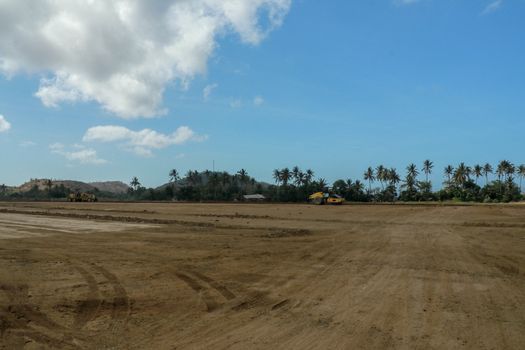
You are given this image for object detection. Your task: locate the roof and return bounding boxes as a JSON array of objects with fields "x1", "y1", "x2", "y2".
[{"x1": 243, "y1": 194, "x2": 266, "y2": 200}]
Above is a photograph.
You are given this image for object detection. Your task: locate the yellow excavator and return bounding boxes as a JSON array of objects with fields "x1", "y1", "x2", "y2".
[
  {"x1": 68, "y1": 192, "x2": 98, "y2": 202},
  {"x1": 308, "y1": 192, "x2": 344, "y2": 205}
]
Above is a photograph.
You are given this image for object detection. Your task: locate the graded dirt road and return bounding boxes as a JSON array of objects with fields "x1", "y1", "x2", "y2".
[{"x1": 0, "y1": 202, "x2": 524, "y2": 349}]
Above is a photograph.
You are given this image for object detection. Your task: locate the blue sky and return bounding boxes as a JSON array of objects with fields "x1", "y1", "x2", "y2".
[{"x1": 0, "y1": 0, "x2": 524, "y2": 188}]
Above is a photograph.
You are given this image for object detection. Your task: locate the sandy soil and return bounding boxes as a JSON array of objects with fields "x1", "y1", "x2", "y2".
[{"x1": 0, "y1": 202, "x2": 524, "y2": 349}]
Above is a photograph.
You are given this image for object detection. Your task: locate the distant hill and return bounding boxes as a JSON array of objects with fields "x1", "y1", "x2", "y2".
[
  {"x1": 89, "y1": 181, "x2": 129, "y2": 194},
  {"x1": 17, "y1": 179, "x2": 129, "y2": 194}
]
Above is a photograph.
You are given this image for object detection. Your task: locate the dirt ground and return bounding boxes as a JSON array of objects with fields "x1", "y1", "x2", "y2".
[{"x1": 0, "y1": 202, "x2": 524, "y2": 349}]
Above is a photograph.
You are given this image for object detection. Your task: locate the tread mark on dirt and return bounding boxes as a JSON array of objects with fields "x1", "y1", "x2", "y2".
[
  {"x1": 72, "y1": 266, "x2": 103, "y2": 329},
  {"x1": 90, "y1": 265, "x2": 131, "y2": 322},
  {"x1": 175, "y1": 273, "x2": 219, "y2": 312},
  {"x1": 0, "y1": 284, "x2": 82, "y2": 349},
  {"x1": 189, "y1": 271, "x2": 236, "y2": 300}
]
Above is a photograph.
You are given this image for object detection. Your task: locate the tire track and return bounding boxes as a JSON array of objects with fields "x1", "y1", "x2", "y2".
[
  {"x1": 71, "y1": 265, "x2": 103, "y2": 330},
  {"x1": 175, "y1": 272, "x2": 219, "y2": 312},
  {"x1": 188, "y1": 270, "x2": 236, "y2": 301}
]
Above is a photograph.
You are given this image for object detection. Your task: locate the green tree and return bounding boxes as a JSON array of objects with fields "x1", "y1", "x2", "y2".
[
  {"x1": 422, "y1": 160, "x2": 433, "y2": 182},
  {"x1": 280, "y1": 168, "x2": 291, "y2": 186},
  {"x1": 237, "y1": 169, "x2": 249, "y2": 195},
  {"x1": 318, "y1": 178, "x2": 328, "y2": 191},
  {"x1": 473, "y1": 164, "x2": 482, "y2": 185},
  {"x1": 273, "y1": 169, "x2": 282, "y2": 185},
  {"x1": 454, "y1": 163, "x2": 469, "y2": 188},
  {"x1": 130, "y1": 177, "x2": 140, "y2": 191},
  {"x1": 407, "y1": 163, "x2": 419, "y2": 179},
  {"x1": 363, "y1": 167, "x2": 375, "y2": 193},
  {"x1": 444, "y1": 165, "x2": 454, "y2": 186},
  {"x1": 518, "y1": 164, "x2": 525, "y2": 193},
  {"x1": 305, "y1": 169, "x2": 315, "y2": 185},
  {"x1": 482, "y1": 163, "x2": 493, "y2": 186},
  {"x1": 376, "y1": 165, "x2": 386, "y2": 190},
  {"x1": 292, "y1": 166, "x2": 301, "y2": 185}
]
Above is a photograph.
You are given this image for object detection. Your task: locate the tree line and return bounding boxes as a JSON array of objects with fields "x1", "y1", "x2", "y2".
[
  {"x1": 126, "y1": 160, "x2": 524, "y2": 203},
  {"x1": 1, "y1": 160, "x2": 524, "y2": 202}
]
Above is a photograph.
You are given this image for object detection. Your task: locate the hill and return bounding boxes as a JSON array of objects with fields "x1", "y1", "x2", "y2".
[{"x1": 17, "y1": 179, "x2": 129, "y2": 194}]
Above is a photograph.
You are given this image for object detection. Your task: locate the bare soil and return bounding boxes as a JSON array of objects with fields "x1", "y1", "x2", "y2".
[{"x1": 0, "y1": 202, "x2": 524, "y2": 349}]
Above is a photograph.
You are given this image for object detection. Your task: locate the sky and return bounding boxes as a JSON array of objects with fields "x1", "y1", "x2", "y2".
[{"x1": 0, "y1": 0, "x2": 524, "y2": 188}]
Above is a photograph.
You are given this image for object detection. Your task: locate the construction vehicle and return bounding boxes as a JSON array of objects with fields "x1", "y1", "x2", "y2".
[
  {"x1": 308, "y1": 192, "x2": 344, "y2": 205},
  {"x1": 68, "y1": 192, "x2": 98, "y2": 202}
]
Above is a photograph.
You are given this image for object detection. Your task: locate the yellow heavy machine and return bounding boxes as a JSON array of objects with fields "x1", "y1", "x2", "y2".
[
  {"x1": 68, "y1": 192, "x2": 98, "y2": 202},
  {"x1": 308, "y1": 192, "x2": 344, "y2": 205}
]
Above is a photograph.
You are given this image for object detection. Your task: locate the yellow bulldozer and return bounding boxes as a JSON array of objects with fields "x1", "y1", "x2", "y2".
[
  {"x1": 308, "y1": 192, "x2": 344, "y2": 205},
  {"x1": 68, "y1": 192, "x2": 98, "y2": 202}
]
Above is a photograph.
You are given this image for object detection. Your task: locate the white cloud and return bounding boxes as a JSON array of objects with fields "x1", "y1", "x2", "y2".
[
  {"x1": 20, "y1": 141, "x2": 37, "y2": 147},
  {"x1": 203, "y1": 83, "x2": 218, "y2": 100},
  {"x1": 0, "y1": 115, "x2": 11, "y2": 133},
  {"x1": 253, "y1": 96, "x2": 264, "y2": 106},
  {"x1": 83, "y1": 125, "x2": 207, "y2": 157},
  {"x1": 230, "y1": 99, "x2": 242, "y2": 108},
  {"x1": 482, "y1": 0, "x2": 503, "y2": 15},
  {"x1": 0, "y1": 1, "x2": 292, "y2": 119},
  {"x1": 50, "y1": 143, "x2": 107, "y2": 164}
]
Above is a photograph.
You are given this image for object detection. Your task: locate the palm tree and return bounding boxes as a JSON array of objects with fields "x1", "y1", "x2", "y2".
[
  {"x1": 292, "y1": 166, "x2": 301, "y2": 185},
  {"x1": 363, "y1": 167, "x2": 375, "y2": 193},
  {"x1": 237, "y1": 169, "x2": 249, "y2": 194},
  {"x1": 496, "y1": 161, "x2": 505, "y2": 181},
  {"x1": 444, "y1": 165, "x2": 454, "y2": 184},
  {"x1": 497, "y1": 160, "x2": 512, "y2": 181},
  {"x1": 295, "y1": 171, "x2": 305, "y2": 187},
  {"x1": 454, "y1": 163, "x2": 468, "y2": 188},
  {"x1": 318, "y1": 178, "x2": 328, "y2": 191},
  {"x1": 473, "y1": 165, "x2": 482, "y2": 185},
  {"x1": 388, "y1": 168, "x2": 401, "y2": 188},
  {"x1": 305, "y1": 169, "x2": 315, "y2": 184},
  {"x1": 354, "y1": 180, "x2": 364, "y2": 193},
  {"x1": 518, "y1": 164, "x2": 525, "y2": 193},
  {"x1": 482, "y1": 163, "x2": 493, "y2": 186},
  {"x1": 407, "y1": 163, "x2": 419, "y2": 179},
  {"x1": 169, "y1": 169, "x2": 179, "y2": 184},
  {"x1": 188, "y1": 170, "x2": 203, "y2": 186},
  {"x1": 273, "y1": 169, "x2": 282, "y2": 185},
  {"x1": 506, "y1": 162, "x2": 515, "y2": 181},
  {"x1": 376, "y1": 165, "x2": 386, "y2": 190},
  {"x1": 280, "y1": 168, "x2": 291, "y2": 186},
  {"x1": 130, "y1": 177, "x2": 140, "y2": 191},
  {"x1": 422, "y1": 160, "x2": 433, "y2": 182}
]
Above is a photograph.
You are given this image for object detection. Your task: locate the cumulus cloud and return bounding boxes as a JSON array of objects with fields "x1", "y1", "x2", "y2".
[
  {"x1": 230, "y1": 99, "x2": 242, "y2": 108},
  {"x1": 50, "y1": 143, "x2": 107, "y2": 164},
  {"x1": 0, "y1": 115, "x2": 11, "y2": 133},
  {"x1": 0, "y1": 0, "x2": 292, "y2": 118},
  {"x1": 83, "y1": 125, "x2": 207, "y2": 157},
  {"x1": 203, "y1": 83, "x2": 218, "y2": 100},
  {"x1": 482, "y1": 0, "x2": 503, "y2": 15},
  {"x1": 253, "y1": 96, "x2": 264, "y2": 106}
]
